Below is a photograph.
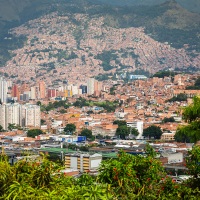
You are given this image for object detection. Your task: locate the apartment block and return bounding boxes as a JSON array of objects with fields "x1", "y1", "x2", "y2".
[
  {"x1": 0, "y1": 76, "x2": 8, "y2": 103},
  {"x1": 39, "y1": 81, "x2": 46, "y2": 99},
  {"x1": 0, "y1": 103, "x2": 20, "y2": 130},
  {"x1": 48, "y1": 88, "x2": 57, "y2": 98},
  {"x1": 127, "y1": 121, "x2": 144, "y2": 139},
  {"x1": 65, "y1": 153, "x2": 102, "y2": 172},
  {"x1": 20, "y1": 104, "x2": 41, "y2": 128},
  {"x1": 87, "y1": 78, "x2": 95, "y2": 95},
  {"x1": 0, "y1": 103, "x2": 40, "y2": 130}
]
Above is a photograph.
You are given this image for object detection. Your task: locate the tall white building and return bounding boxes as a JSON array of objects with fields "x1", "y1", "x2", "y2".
[
  {"x1": 20, "y1": 104, "x2": 41, "y2": 128},
  {"x1": 127, "y1": 121, "x2": 144, "y2": 139},
  {"x1": 71, "y1": 85, "x2": 78, "y2": 96},
  {"x1": 0, "y1": 103, "x2": 41, "y2": 130},
  {"x1": 30, "y1": 87, "x2": 36, "y2": 100},
  {"x1": 0, "y1": 76, "x2": 8, "y2": 103},
  {"x1": 87, "y1": 78, "x2": 95, "y2": 95},
  {"x1": 0, "y1": 104, "x2": 6, "y2": 129},
  {"x1": 0, "y1": 103, "x2": 20, "y2": 130}
]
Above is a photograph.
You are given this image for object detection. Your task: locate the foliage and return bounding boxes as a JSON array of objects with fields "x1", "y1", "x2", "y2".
[
  {"x1": 73, "y1": 97, "x2": 90, "y2": 107},
  {"x1": 95, "y1": 73, "x2": 113, "y2": 81},
  {"x1": 186, "y1": 77, "x2": 200, "y2": 90},
  {"x1": 86, "y1": 110, "x2": 94, "y2": 115},
  {"x1": 1, "y1": 146, "x2": 200, "y2": 199},
  {"x1": 96, "y1": 134, "x2": 104, "y2": 139},
  {"x1": 113, "y1": 120, "x2": 126, "y2": 126},
  {"x1": 58, "y1": 109, "x2": 67, "y2": 114},
  {"x1": 175, "y1": 96, "x2": 200, "y2": 143},
  {"x1": 79, "y1": 146, "x2": 89, "y2": 152},
  {"x1": 80, "y1": 129, "x2": 94, "y2": 141},
  {"x1": 182, "y1": 96, "x2": 200, "y2": 123},
  {"x1": 36, "y1": 101, "x2": 41, "y2": 106},
  {"x1": 27, "y1": 129, "x2": 44, "y2": 138},
  {"x1": 175, "y1": 121, "x2": 200, "y2": 143},
  {"x1": 0, "y1": 154, "x2": 113, "y2": 200},
  {"x1": 50, "y1": 50, "x2": 78, "y2": 62},
  {"x1": 64, "y1": 123, "x2": 76, "y2": 135},
  {"x1": 114, "y1": 120, "x2": 139, "y2": 139},
  {"x1": 95, "y1": 50, "x2": 118, "y2": 71},
  {"x1": 0, "y1": 0, "x2": 200, "y2": 69},
  {"x1": 153, "y1": 71, "x2": 178, "y2": 78},
  {"x1": 0, "y1": 125, "x2": 3, "y2": 132},
  {"x1": 116, "y1": 125, "x2": 139, "y2": 139},
  {"x1": 98, "y1": 149, "x2": 184, "y2": 199},
  {"x1": 167, "y1": 93, "x2": 187, "y2": 102},
  {"x1": 162, "y1": 117, "x2": 175, "y2": 123},
  {"x1": 73, "y1": 98, "x2": 118, "y2": 112},
  {"x1": 186, "y1": 146, "x2": 200, "y2": 179},
  {"x1": 110, "y1": 86, "x2": 116, "y2": 95},
  {"x1": 99, "y1": 101, "x2": 118, "y2": 112},
  {"x1": 40, "y1": 100, "x2": 69, "y2": 112},
  {"x1": 40, "y1": 119, "x2": 46, "y2": 125},
  {"x1": 184, "y1": 146, "x2": 200, "y2": 194},
  {"x1": 7, "y1": 123, "x2": 19, "y2": 131},
  {"x1": 143, "y1": 125, "x2": 163, "y2": 139}
]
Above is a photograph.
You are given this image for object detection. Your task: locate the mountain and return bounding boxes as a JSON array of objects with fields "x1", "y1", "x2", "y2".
[
  {"x1": 0, "y1": 0, "x2": 199, "y2": 81},
  {"x1": 92, "y1": 0, "x2": 200, "y2": 13}
]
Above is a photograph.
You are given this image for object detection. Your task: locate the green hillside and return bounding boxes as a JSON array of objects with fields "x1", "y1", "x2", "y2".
[{"x1": 0, "y1": 0, "x2": 199, "y2": 68}]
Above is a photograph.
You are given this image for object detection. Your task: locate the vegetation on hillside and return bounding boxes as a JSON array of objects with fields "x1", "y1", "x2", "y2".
[
  {"x1": 167, "y1": 93, "x2": 187, "y2": 102},
  {"x1": 39, "y1": 100, "x2": 69, "y2": 112},
  {"x1": 186, "y1": 77, "x2": 200, "y2": 90},
  {"x1": 0, "y1": 0, "x2": 199, "y2": 70},
  {"x1": 153, "y1": 71, "x2": 178, "y2": 78},
  {"x1": 73, "y1": 97, "x2": 119, "y2": 112}
]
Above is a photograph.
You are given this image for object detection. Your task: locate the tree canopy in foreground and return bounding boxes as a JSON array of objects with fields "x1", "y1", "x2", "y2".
[{"x1": 0, "y1": 144, "x2": 200, "y2": 199}]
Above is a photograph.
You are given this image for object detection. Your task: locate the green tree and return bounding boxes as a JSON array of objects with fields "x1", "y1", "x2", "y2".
[
  {"x1": 98, "y1": 149, "x2": 165, "y2": 198},
  {"x1": 7, "y1": 123, "x2": 18, "y2": 131},
  {"x1": 110, "y1": 86, "x2": 116, "y2": 95},
  {"x1": 0, "y1": 125, "x2": 3, "y2": 132},
  {"x1": 27, "y1": 129, "x2": 44, "y2": 138},
  {"x1": 175, "y1": 96, "x2": 200, "y2": 143},
  {"x1": 40, "y1": 119, "x2": 46, "y2": 125},
  {"x1": 143, "y1": 125, "x2": 163, "y2": 139},
  {"x1": 64, "y1": 123, "x2": 76, "y2": 135},
  {"x1": 130, "y1": 127, "x2": 139, "y2": 137},
  {"x1": 59, "y1": 109, "x2": 67, "y2": 114},
  {"x1": 153, "y1": 71, "x2": 178, "y2": 78},
  {"x1": 186, "y1": 77, "x2": 200, "y2": 90},
  {"x1": 80, "y1": 129, "x2": 94, "y2": 141},
  {"x1": 36, "y1": 101, "x2": 41, "y2": 106},
  {"x1": 116, "y1": 126, "x2": 138, "y2": 139},
  {"x1": 186, "y1": 145, "x2": 200, "y2": 191},
  {"x1": 67, "y1": 144, "x2": 78, "y2": 151},
  {"x1": 116, "y1": 125, "x2": 129, "y2": 139},
  {"x1": 73, "y1": 97, "x2": 89, "y2": 108},
  {"x1": 1, "y1": 148, "x2": 200, "y2": 199},
  {"x1": 96, "y1": 134, "x2": 104, "y2": 139},
  {"x1": 187, "y1": 146, "x2": 200, "y2": 179},
  {"x1": 162, "y1": 117, "x2": 175, "y2": 123},
  {"x1": 194, "y1": 77, "x2": 200, "y2": 87},
  {"x1": 167, "y1": 93, "x2": 187, "y2": 102},
  {"x1": 79, "y1": 146, "x2": 89, "y2": 152},
  {"x1": 113, "y1": 120, "x2": 126, "y2": 126}
]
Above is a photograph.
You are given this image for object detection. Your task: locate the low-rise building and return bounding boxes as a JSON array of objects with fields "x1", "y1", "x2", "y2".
[{"x1": 64, "y1": 153, "x2": 102, "y2": 172}]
